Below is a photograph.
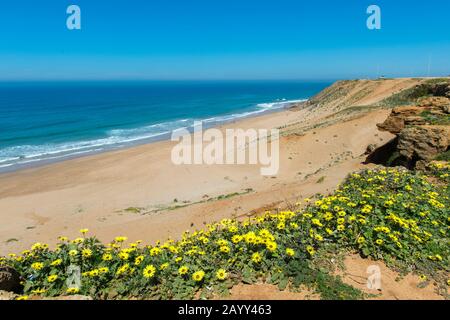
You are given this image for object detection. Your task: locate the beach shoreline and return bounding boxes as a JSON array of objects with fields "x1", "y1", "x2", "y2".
[
  {"x1": 0, "y1": 101, "x2": 304, "y2": 176},
  {"x1": 0, "y1": 107, "x2": 394, "y2": 256},
  {"x1": 0, "y1": 78, "x2": 424, "y2": 256},
  {"x1": 0, "y1": 80, "x2": 322, "y2": 174}
]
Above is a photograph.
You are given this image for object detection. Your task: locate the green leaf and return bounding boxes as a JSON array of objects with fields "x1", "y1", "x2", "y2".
[{"x1": 278, "y1": 278, "x2": 289, "y2": 290}]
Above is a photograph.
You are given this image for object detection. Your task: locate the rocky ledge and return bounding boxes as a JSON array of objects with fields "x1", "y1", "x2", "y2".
[{"x1": 376, "y1": 84, "x2": 450, "y2": 168}]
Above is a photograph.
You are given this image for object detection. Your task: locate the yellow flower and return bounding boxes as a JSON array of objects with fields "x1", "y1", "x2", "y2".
[
  {"x1": 31, "y1": 262, "x2": 44, "y2": 270},
  {"x1": 50, "y1": 259, "x2": 62, "y2": 266},
  {"x1": 357, "y1": 236, "x2": 365, "y2": 244},
  {"x1": 129, "y1": 242, "x2": 138, "y2": 248},
  {"x1": 251, "y1": 252, "x2": 262, "y2": 263},
  {"x1": 198, "y1": 236, "x2": 209, "y2": 244},
  {"x1": 134, "y1": 255, "x2": 144, "y2": 265},
  {"x1": 220, "y1": 246, "x2": 230, "y2": 253},
  {"x1": 16, "y1": 295, "x2": 29, "y2": 300},
  {"x1": 99, "y1": 267, "x2": 109, "y2": 274},
  {"x1": 102, "y1": 253, "x2": 113, "y2": 261},
  {"x1": 169, "y1": 246, "x2": 179, "y2": 254},
  {"x1": 232, "y1": 235, "x2": 243, "y2": 243},
  {"x1": 315, "y1": 234, "x2": 323, "y2": 241},
  {"x1": 160, "y1": 263, "x2": 169, "y2": 270},
  {"x1": 150, "y1": 247, "x2": 161, "y2": 256},
  {"x1": 375, "y1": 239, "x2": 384, "y2": 245},
  {"x1": 361, "y1": 205, "x2": 373, "y2": 214},
  {"x1": 285, "y1": 248, "x2": 295, "y2": 257},
  {"x1": 69, "y1": 249, "x2": 78, "y2": 257},
  {"x1": 244, "y1": 232, "x2": 257, "y2": 244},
  {"x1": 82, "y1": 249, "x2": 92, "y2": 258},
  {"x1": 72, "y1": 238, "x2": 84, "y2": 244},
  {"x1": 220, "y1": 218, "x2": 232, "y2": 226},
  {"x1": 115, "y1": 236, "x2": 128, "y2": 243},
  {"x1": 419, "y1": 275, "x2": 427, "y2": 282},
  {"x1": 116, "y1": 264, "x2": 130, "y2": 276},
  {"x1": 118, "y1": 251, "x2": 129, "y2": 260},
  {"x1": 31, "y1": 288, "x2": 46, "y2": 294},
  {"x1": 31, "y1": 242, "x2": 44, "y2": 251},
  {"x1": 143, "y1": 265, "x2": 156, "y2": 278},
  {"x1": 47, "y1": 275, "x2": 58, "y2": 283},
  {"x1": 192, "y1": 270, "x2": 205, "y2": 282},
  {"x1": 258, "y1": 229, "x2": 271, "y2": 238},
  {"x1": 337, "y1": 218, "x2": 345, "y2": 225},
  {"x1": 79, "y1": 228, "x2": 89, "y2": 235},
  {"x1": 306, "y1": 245, "x2": 316, "y2": 256},
  {"x1": 384, "y1": 200, "x2": 394, "y2": 207},
  {"x1": 216, "y1": 269, "x2": 227, "y2": 280},
  {"x1": 66, "y1": 287, "x2": 79, "y2": 294},
  {"x1": 58, "y1": 236, "x2": 68, "y2": 242},
  {"x1": 337, "y1": 211, "x2": 347, "y2": 217},
  {"x1": 88, "y1": 269, "x2": 99, "y2": 277},
  {"x1": 266, "y1": 241, "x2": 277, "y2": 252},
  {"x1": 178, "y1": 265, "x2": 189, "y2": 275}
]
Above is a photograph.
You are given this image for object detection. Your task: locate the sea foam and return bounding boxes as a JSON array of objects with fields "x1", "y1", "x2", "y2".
[{"x1": 0, "y1": 98, "x2": 306, "y2": 172}]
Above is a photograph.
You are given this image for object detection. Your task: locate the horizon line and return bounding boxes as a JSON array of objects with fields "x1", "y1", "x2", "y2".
[{"x1": 0, "y1": 75, "x2": 448, "y2": 83}]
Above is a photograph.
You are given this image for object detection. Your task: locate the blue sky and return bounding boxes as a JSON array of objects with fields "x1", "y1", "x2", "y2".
[{"x1": 0, "y1": 0, "x2": 449, "y2": 80}]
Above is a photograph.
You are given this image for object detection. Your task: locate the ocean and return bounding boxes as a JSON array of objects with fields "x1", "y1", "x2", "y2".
[{"x1": 0, "y1": 80, "x2": 330, "y2": 172}]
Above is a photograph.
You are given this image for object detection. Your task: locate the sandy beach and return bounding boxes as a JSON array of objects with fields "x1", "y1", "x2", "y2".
[{"x1": 0, "y1": 79, "x2": 421, "y2": 256}]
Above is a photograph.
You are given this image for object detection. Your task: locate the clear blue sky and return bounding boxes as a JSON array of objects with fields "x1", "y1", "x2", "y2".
[{"x1": 1, "y1": 0, "x2": 449, "y2": 80}]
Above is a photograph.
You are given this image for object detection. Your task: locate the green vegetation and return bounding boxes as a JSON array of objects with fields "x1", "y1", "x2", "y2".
[
  {"x1": 420, "y1": 110, "x2": 450, "y2": 126},
  {"x1": 435, "y1": 150, "x2": 450, "y2": 162},
  {"x1": 122, "y1": 189, "x2": 255, "y2": 215},
  {"x1": 316, "y1": 176, "x2": 326, "y2": 184},
  {"x1": 2, "y1": 163, "x2": 449, "y2": 300},
  {"x1": 377, "y1": 78, "x2": 450, "y2": 107},
  {"x1": 377, "y1": 86, "x2": 421, "y2": 107},
  {"x1": 123, "y1": 207, "x2": 144, "y2": 214}
]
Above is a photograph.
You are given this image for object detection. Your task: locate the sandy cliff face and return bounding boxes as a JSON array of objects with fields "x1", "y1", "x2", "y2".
[
  {"x1": 304, "y1": 78, "x2": 423, "y2": 112},
  {"x1": 280, "y1": 78, "x2": 426, "y2": 137}
]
